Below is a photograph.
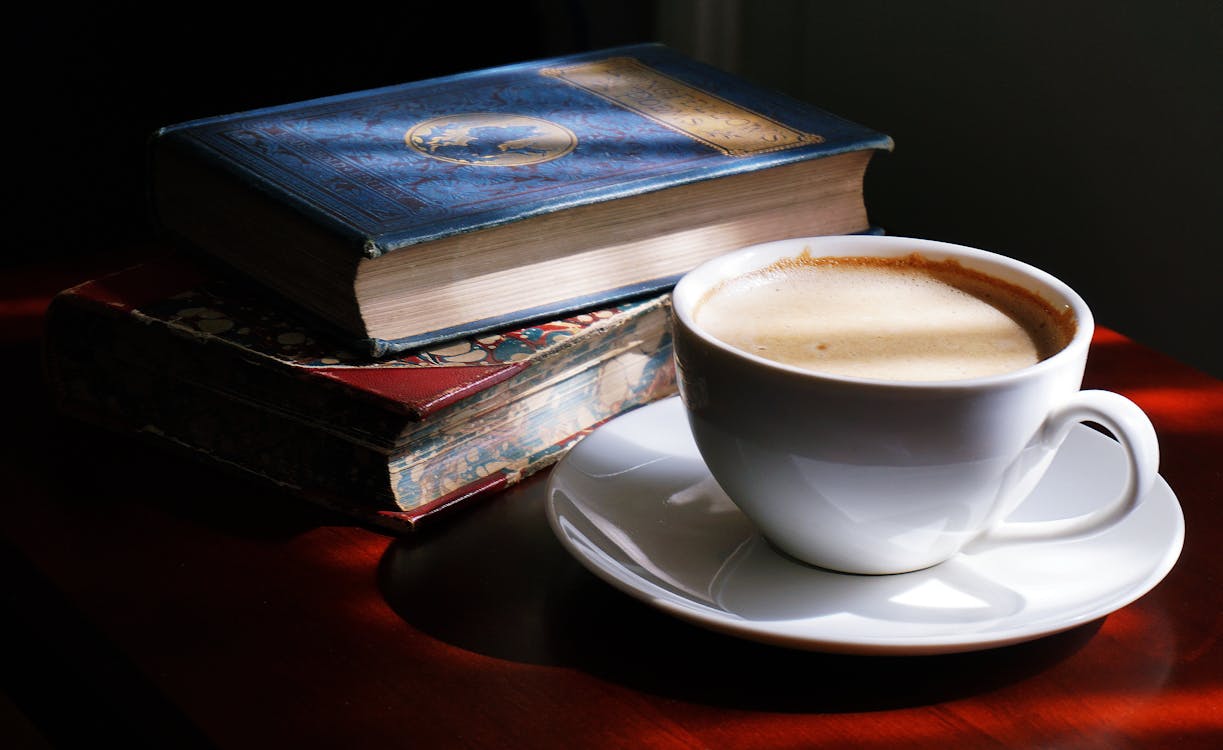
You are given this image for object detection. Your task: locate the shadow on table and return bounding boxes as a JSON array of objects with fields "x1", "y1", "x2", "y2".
[{"x1": 377, "y1": 480, "x2": 1102, "y2": 714}]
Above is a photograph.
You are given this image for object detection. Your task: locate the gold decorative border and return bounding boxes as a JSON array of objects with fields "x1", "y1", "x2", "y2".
[{"x1": 542, "y1": 56, "x2": 823, "y2": 156}]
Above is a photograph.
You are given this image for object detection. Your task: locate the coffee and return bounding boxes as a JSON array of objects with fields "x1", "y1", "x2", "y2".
[
  {"x1": 693, "y1": 251, "x2": 1075, "y2": 381},
  {"x1": 673, "y1": 236, "x2": 1155, "y2": 574}
]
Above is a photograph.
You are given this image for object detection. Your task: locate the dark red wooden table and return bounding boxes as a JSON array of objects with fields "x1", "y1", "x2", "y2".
[{"x1": 2, "y1": 253, "x2": 1220, "y2": 748}]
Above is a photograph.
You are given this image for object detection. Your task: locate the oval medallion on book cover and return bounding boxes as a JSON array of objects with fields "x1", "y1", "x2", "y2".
[{"x1": 405, "y1": 113, "x2": 578, "y2": 166}]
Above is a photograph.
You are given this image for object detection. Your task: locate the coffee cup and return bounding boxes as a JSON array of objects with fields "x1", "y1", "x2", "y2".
[{"x1": 670, "y1": 234, "x2": 1159, "y2": 575}]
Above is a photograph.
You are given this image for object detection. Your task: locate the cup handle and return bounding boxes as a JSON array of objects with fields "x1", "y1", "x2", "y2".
[{"x1": 976, "y1": 390, "x2": 1160, "y2": 544}]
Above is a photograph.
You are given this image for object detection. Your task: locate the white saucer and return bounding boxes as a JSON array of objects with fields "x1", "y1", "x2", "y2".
[{"x1": 545, "y1": 396, "x2": 1184, "y2": 655}]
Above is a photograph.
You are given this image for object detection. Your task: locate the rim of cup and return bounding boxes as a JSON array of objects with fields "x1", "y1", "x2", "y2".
[{"x1": 671, "y1": 234, "x2": 1095, "y2": 391}]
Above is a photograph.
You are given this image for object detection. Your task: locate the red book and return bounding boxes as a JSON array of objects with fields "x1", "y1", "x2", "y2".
[{"x1": 42, "y1": 252, "x2": 676, "y2": 530}]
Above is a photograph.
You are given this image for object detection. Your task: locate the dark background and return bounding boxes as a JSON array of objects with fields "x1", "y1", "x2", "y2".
[{"x1": 9, "y1": 1, "x2": 1220, "y2": 378}]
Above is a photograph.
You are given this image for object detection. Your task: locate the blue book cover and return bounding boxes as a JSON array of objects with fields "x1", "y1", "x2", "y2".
[{"x1": 152, "y1": 43, "x2": 893, "y2": 355}]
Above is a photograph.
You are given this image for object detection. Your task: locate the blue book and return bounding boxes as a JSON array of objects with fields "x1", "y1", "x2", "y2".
[{"x1": 152, "y1": 43, "x2": 893, "y2": 356}]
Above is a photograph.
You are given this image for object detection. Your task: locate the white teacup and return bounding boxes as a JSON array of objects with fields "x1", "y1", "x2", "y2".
[{"x1": 670, "y1": 234, "x2": 1159, "y2": 575}]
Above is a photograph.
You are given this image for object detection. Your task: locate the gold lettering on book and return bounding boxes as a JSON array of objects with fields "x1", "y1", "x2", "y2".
[{"x1": 541, "y1": 57, "x2": 823, "y2": 156}]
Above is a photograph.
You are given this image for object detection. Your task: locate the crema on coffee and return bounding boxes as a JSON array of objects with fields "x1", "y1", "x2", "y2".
[{"x1": 693, "y1": 252, "x2": 1075, "y2": 382}]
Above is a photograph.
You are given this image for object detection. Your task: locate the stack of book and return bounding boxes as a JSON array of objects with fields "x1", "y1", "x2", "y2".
[{"x1": 43, "y1": 43, "x2": 892, "y2": 529}]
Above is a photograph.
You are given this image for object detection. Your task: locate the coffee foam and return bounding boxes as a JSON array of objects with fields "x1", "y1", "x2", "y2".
[{"x1": 694, "y1": 252, "x2": 1076, "y2": 382}]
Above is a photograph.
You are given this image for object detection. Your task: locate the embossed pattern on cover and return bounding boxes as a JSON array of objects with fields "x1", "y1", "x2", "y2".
[{"x1": 155, "y1": 43, "x2": 892, "y2": 257}]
